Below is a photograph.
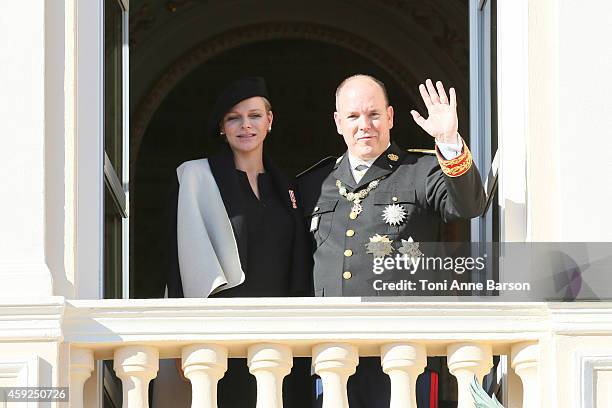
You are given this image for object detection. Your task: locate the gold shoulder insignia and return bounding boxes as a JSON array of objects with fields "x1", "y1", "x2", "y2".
[
  {"x1": 296, "y1": 156, "x2": 337, "y2": 178},
  {"x1": 407, "y1": 148, "x2": 436, "y2": 155},
  {"x1": 387, "y1": 153, "x2": 399, "y2": 161}
]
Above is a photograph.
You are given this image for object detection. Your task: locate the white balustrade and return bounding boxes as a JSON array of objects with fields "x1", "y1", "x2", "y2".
[
  {"x1": 61, "y1": 300, "x2": 574, "y2": 407},
  {"x1": 114, "y1": 346, "x2": 159, "y2": 408},
  {"x1": 447, "y1": 342, "x2": 493, "y2": 408},
  {"x1": 182, "y1": 344, "x2": 228, "y2": 408},
  {"x1": 381, "y1": 343, "x2": 427, "y2": 408},
  {"x1": 70, "y1": 347, "x2": 94, "y2": 408},
  {"x1": 248, "y1": 343, "x2": 292, "y2": 408},
  {"x1": 511, "y1": 341, "x2": 540, "y2": 408},
  {"x1": 312, "y1": 343, "x2": 358, "y2": 408}
]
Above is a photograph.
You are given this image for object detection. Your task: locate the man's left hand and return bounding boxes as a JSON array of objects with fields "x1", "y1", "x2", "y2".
[{"x1": 410, "y1": 79, "x2": 459, "y2": 144}]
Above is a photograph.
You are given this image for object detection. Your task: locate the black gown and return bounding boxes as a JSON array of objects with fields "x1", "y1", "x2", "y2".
[{"x1": 165, "y1": 146, "x2": 313, "y2": 408}]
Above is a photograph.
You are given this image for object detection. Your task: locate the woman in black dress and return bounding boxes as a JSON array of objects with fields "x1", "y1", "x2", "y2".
[{"x1": 161, "y1": 77, "x2": 312, "y2": 407}]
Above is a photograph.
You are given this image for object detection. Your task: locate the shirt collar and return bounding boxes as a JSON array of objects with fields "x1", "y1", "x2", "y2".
[{"x1": 347, "y1": 142, "x2": 392, "y2": 170}]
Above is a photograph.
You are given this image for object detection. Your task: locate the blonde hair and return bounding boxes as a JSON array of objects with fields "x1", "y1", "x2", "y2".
[{"x1": 261, "y1": 96, "x2": 272, "y2": 112}]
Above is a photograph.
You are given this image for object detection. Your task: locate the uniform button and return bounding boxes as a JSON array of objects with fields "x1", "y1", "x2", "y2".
[
  {"x1": 392, "y1": 196, "x2": 398, "y2": 202},
  {"x1": 343, "y1": 271, "x2": 352, "y2": 280},
  {"x1": 349, "y1": 212, "x2": 357, "y2": 220},
  {"x1": 346, "y1": 229, "x2": 355, "y2": 237},
  {"x1": 314, "y1": 206, "x2": 319, "y2": 212},
  {"x1": 344, "y1": 249, "x2": 353, "y2": 257}
]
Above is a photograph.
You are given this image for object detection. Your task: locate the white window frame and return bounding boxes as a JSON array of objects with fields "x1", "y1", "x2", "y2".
[
  {"x1": 493, "y1": 0, "x2": 530, "y2": 242},
  {"x1": 471, "y1": 0, "x2": 530, "y2": 245},
  {"x1": 76, "y1": 0, "x2": 104, "y2": 300},
  {"x1": 72, "y1": 2, "x2": 527, "y2": 296},
  {"x1": 76, "y1": 0, "x2": 130, "y2": 301},
  {"x1": 74, "y1": 0, "x2": 520, "y2": 300}
]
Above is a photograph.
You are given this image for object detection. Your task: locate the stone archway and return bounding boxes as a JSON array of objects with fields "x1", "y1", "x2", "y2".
[{"x1": 131, "y1": 22, "x2": 429, "y2": 163}]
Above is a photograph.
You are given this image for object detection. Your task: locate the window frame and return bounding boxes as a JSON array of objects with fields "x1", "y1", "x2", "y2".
[
  {"x1": 76, "y1": 2, "x2": 509, "y2": 290},
  {"x1": 101, "y1": 0, "x2": 130, "y2": 301},
  {"x1": 470, "y1": 0, "x2": 498, "y2": 244},
  {"x1": 76, "y1": 0, "x2": 105, "y2": 300},
  {"x1": 76, "y1": 0, "x2": 130, "y2": 301}
]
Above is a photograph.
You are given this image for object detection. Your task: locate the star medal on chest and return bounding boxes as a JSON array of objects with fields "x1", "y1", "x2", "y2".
[
  {"x1": 397, "y1": 237, "x2": 423, "y2": 267},
  {"x1": 365, "y1": 234, "x2": 394, "y2": 259},
  {"x1": 336, "y1": 178, "x2": 383, "y2": 219},
  {"x1": 382, "y1": 203, "x2": 407, "y2": 226}
]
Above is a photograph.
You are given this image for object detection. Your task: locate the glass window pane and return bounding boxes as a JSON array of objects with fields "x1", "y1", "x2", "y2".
[
  {"x1": 105, "y1": 0, "x2": 123, "y2": 174},
  {"x1": 104, "y1": 186, "x2": 122, "y2": 299}
]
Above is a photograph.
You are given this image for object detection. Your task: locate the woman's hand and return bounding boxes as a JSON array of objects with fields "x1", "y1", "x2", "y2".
[{"x1": 410, "y1": 79, "x2": 459, "y2": 144}]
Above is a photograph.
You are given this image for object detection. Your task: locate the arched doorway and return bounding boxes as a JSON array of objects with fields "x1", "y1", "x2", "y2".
[{"x1": 132, "y1": 36, "x2": 443, "y2": 298}]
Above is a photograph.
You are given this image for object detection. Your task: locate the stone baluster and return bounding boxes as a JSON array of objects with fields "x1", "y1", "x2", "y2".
[
  {"x1": 70, "y1": 347, "x2": 94, "y2": 408},
  {"x1": 511, "y1": 341, "x2": 540, "y2": 408},
  {"x1": 182, "y1": 344, "x2": 228, "y2": 408},
  {"x1": 114, "y1": 346, "x2": 159, "y2": 408},
  {"x1": 447, "y1": 343, "x2": 493, "y2": 408},
  {"x1": 381, "y1": 343, "x2": 427, "y2": 408},
  {"x1": 312, "y1": 343, "x2": 358, "y2": 408},
  {"x1": 248, "y1": 343, "x2": 293, "y2": 408}
]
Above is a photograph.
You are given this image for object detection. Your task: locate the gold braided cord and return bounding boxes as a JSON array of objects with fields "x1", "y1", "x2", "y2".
[{"x1": 435, "y1": 136, "x2": 473, "y2": 178}]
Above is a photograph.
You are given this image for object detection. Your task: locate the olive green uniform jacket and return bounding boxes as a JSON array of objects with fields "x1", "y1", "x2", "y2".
[{"x1": 297, "y1": 142, "x2": 486, "y2": 297}]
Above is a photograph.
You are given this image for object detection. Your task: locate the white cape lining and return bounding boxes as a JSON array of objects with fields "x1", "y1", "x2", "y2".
[{"x1": 176, "y1": 159, "x2": 245, "y2": 297}]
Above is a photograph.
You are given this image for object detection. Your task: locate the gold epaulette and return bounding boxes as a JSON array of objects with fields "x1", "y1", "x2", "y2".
[
  {"x1": 435, "y1": 136, "x2": 473, "y2": 177},
  {"x1": 407, "y1": 148, "x2": 436, "y2": 154}
]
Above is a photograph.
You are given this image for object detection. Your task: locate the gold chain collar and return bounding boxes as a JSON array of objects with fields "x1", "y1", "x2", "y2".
[{"x1": 335, "y1": 177, "x2": 385, "y2": 218}]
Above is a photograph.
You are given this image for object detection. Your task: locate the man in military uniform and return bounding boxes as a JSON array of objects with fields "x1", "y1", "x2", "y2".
[{"x1": 297, "y1": 75, "x2": 486, "y2": 407}]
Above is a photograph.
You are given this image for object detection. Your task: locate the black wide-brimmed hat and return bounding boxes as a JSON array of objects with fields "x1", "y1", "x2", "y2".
[{"x1": 207, "y1": 77, "x2": 269, "y2": 138}]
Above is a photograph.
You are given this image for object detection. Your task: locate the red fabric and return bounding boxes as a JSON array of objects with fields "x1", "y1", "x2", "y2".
[{"x1": 429, "y1": 371, "x2": 438, "y2": 408}]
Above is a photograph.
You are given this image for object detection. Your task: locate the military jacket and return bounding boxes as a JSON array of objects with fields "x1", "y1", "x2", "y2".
[{"x1": 297, "y1": 142, "x2": 486, "y2": 297}]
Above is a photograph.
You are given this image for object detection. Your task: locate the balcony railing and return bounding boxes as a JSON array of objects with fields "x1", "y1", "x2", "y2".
[{"x1": 64, "y1": 298, "x2": 593, "y2": 408}]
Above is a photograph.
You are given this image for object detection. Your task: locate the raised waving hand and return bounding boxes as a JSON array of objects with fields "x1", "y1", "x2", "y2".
[{"x1": 410, "y1": 79, "x2": 459, "y2": 144}]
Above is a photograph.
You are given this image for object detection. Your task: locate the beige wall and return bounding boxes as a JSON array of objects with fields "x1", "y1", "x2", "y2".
[{"x1": 555, "y1": 0, "x2": 612, "y2": 241}]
